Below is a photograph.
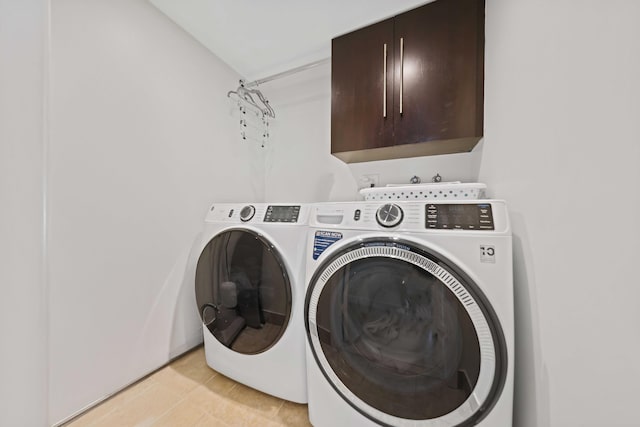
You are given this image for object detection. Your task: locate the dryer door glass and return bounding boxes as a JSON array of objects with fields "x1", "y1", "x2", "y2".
[
  {"x1": 305, "y1": 240, "x2": 507, "y2": 426},
  {"x1": 196, "y1": 229, "x2": 292, "y2": 354}
]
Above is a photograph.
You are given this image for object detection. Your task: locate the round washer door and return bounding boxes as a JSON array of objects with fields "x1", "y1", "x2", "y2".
[
  {"x1": 305, "y1": 239, "x2": 507, "y2": 427},
  {"x1": 196, "y1": 229, "x2": 292, "y2": 354}
]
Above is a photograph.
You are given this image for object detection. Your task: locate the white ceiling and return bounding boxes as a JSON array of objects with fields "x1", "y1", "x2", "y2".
[{"x1": 150, "y1": 0, "x2": 429, "y2": 82}]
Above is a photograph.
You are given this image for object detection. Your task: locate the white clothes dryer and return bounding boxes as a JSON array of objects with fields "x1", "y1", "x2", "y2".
[
  {"x1": 193, "y1": 203, "x2": 309, "y2": 403},
  {"x1": 304, "y1": 200, "x2": 513, "y2": 426}
]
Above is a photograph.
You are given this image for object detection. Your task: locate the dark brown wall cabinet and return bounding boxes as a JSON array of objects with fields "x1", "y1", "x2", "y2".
[{"x1": 331, "y1": 0, "x2": 485, "y2": 163}]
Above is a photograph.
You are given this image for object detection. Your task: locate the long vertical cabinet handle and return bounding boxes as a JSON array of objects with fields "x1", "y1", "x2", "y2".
[
  {"x1": 399, "y1": 37, "x2": 404, "y2": 115},
  {"x1": 383, "y1": 43, "x2": 387, "y2": 118}
]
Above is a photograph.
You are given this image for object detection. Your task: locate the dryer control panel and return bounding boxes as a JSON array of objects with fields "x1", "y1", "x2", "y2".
[
  {"x1": 426, "y1": 203, "x2": 494, "y2": 230},
  {"x1": 264, "y1": 205, "x2": 301, "y2": 223}
]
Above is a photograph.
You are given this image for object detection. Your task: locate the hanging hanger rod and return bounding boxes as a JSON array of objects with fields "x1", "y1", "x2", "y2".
[
  {"x1": 227, "y1": 82, "x2": 275, "y2": 118},
  {"x1": 245, "y1": 57, "x2": 331, "y2": 88}
]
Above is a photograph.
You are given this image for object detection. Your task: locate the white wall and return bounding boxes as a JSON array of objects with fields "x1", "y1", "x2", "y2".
[
  {"x1": 0, "y1": 0, "x2": 48, "y2": 425},
  {"x1": 479, "y1": 1, "x2": 640, "y2": 426},
  {"x1": 262, "y1": 62, "x2": 478, "y2": 201},
  {"x1": 49, "y1": 0, "x2": 262, "y2": 424},
  {"x1": 260, "y1": 62, "x2": 354, "y2": 202},
  {"x1": 264, "y1": 2, "x2": 640, "y2": 427}
]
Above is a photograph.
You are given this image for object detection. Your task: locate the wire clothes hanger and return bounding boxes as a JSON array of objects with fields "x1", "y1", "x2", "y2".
[{"x1": 227, "y1": 80, "x2": 275, "y2": 118}]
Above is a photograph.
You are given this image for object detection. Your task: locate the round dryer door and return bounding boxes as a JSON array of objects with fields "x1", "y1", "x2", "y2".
[
  {"x1": 305, "y1": 239, "x2": 507, "y2": 426},
  {"x1": 196, "y1": 229, "x2": 292, "y2": 354}
]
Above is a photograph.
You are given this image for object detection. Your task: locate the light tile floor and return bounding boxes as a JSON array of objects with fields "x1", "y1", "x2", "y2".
[{"x1": 65, "y1": 346, "x2": 312, "y2": 427}]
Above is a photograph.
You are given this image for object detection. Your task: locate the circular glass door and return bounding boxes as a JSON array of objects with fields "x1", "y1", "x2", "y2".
[
  {"x1": 196, "y1": 229, "x2": 291, "y2": 354},
  {"x1": 305, "y1": 239, "x2": 506, "y2": 426}
]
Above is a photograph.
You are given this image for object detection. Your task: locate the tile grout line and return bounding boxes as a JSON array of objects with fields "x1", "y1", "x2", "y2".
[
  {"x1": 146, "y1": 391, "x2": 187, "y2": 426},
  {"x1": 272, "y1": 399, "x2": 287, "y2": 420},
  {"x1": 104, "y1": 382, "x2": 178, "y2": 427},
  {"x1": 148, "y1": 367, "x2": 218, "y2": 426}
]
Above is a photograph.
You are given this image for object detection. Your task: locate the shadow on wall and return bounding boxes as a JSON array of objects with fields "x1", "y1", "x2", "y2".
[
  {"x1": 129, "y1": 236, "x2": 204, "y2": 380},
  {"x1": 169, "y1": 234, "x2": 205, "y2": 357},
  {"x1": 511, "y1": 213, "x2": 550, "y2": 427}
]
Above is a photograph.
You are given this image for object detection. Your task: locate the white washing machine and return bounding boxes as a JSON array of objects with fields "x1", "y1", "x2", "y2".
[
  {"x1": 193, "y1": 203, "x2": 309, "y2": 403},
  {"x1": 304, "y1": 200, "x2": 513, "y2": 426}
]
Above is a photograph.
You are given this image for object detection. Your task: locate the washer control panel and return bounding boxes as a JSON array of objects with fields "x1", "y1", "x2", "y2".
[
  {"x1": 264, "y1": 205, "x2": 301, "y2": 223},
  {"x1": 426, "y1": 203, "x2": 494, "y2": 230}
]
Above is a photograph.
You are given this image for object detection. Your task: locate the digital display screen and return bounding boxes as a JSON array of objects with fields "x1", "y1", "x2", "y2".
[
  {"x1": 426, "y1": 204, "x2": 494, "y2": 230},
  {"x1": 264, "y1": 205, "x2": 300, "y2": 223}
]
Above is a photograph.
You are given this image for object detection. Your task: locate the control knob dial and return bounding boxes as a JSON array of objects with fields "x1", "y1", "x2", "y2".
[
  {"x1": 240, "y1": 205, "x2": 256, "y2": 222},
  {"x1": 376, "y1": 203, "x2": 403, "y2": 228}
]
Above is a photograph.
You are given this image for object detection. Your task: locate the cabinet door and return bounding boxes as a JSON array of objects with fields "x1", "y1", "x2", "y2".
[
  {"x1": 331, "y1": 19, "x2": 394, "y2": 154},
  {"x1": 393, "y1": 0, "x2": 484, "y2": 145}
]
